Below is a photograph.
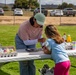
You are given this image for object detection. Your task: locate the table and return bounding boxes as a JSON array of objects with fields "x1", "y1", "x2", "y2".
[{"x1": 0, "y1": 49, "x2": 76, "y2": 63}]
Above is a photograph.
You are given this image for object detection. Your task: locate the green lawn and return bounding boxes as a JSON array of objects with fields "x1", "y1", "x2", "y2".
[{"x1": 0, "y1": 25, "x2": 76, "y2": 75}]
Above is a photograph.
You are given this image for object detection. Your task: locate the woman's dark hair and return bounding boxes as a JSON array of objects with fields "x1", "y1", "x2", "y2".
[
  {"x1": 45, "y1": 25, "x2": 64, "y2": 44},
  {"x1": 29, "y1": 17, "x2": 34, "y2": 26},
  {"x1": 29, "y1": 16, "x2": 43, "y2": 28}
]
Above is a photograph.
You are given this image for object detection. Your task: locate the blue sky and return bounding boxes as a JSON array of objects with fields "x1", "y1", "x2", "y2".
[{"x1": 0, "y1": 0, "x2": 76, "y2": 5}]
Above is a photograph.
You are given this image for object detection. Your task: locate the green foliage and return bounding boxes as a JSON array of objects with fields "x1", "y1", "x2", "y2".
[
  {"x1": 3, "y1": 5, "x2": 11, "y2": 11},
  {"x1": 68, "y1": 3, "x2": 74, "y2": 8},
  {"x1": 13, "y1": 0, "x2": 39, "y2": 9},
  {"x1": 58, "y1": 2, "x2": 74, "y2": 9}
]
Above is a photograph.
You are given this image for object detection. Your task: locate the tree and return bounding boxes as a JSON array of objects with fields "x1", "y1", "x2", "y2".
[
  {"x1": 68, "y1": 3, "x2": 74, "y2": 8},
  {"x1": 28, "y1": 0, "x2": 32, "y2": 9},
  {"x1": 13, "y1": 0, "x2": 23, "y2": 8},
  {"x1": 62, "y1": 2, "x2": 68, "y2": 9},
  {"x1": 13, "y1": 0, "x2": 39, "y2": 9},
  {"x1": 3, "y1": 5, "x2": 10, "y2": 11},
  {"x1": 58, "y1": 2, "x2": 74, "y2": 9}
]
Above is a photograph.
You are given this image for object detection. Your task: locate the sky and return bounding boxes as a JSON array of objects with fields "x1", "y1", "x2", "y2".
[
  {"x1": 0, "y1": 0, "x2": 76, "y2": 5},
  {"x1": 0, "y1": 0, "x2": 15, "y2": 4},
  {"x1": 39, "y1": 0, "x2": 76, "y2": 5}
]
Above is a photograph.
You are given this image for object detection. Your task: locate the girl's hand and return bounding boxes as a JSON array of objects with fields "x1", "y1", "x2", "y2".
[{"x1": 42, "y1": 46, "x2": 51, "y2": 54}]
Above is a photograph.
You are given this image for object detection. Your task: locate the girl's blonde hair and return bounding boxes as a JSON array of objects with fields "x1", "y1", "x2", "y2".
[{"x1": 45, "y1": 25, "x2": 64, "y2": 44}]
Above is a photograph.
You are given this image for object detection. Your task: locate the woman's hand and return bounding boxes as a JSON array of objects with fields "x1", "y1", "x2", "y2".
[{"x1": 38, "y1": 38, "x2": 46, "y2": 43}]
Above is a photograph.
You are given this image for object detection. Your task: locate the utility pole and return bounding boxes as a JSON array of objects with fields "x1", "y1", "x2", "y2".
[
  {"x1": 39, "y1": 0, "x2": 41, "y2": 13},
  {"x1": 5, "y1": 0, "x2": 6, "y2": 6},
  {"x1": 60, "y1": 0, "x2": 63, "y2": 25}
]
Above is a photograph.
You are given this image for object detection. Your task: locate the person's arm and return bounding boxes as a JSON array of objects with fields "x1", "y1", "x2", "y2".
[
  {"x1": 42, "y1": 41, "x2": 51, "y2": 54},
  {"x1": 23, "y1": 39, "x2": 38, "y2": 45},
  {"x1": 23, "y1": 38, "x2": 46, "y2": 45},
  {"x1": 39, "y1": 36, "x2": 46, "y2": 46}
]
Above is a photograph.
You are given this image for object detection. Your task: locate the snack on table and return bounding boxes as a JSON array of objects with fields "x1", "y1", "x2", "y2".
[{"x1": 0, "y1": 46, "x2": 17, "y2": 58}]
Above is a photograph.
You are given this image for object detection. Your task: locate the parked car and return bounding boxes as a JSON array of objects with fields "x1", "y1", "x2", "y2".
[
  {"x1": 0, "y1": 8, "x2": 4, "y2": 15},
  {"x1": 33, "y1": 7, "x2": 48, "y2": 16},
  {"x1": 63, "y1": 8, "x2": 75, "y2": 16},
  {"x1": 50, "y1": 9, "x2": 63, "y2": 16},
  {"x1": 14, "y1": 8, "x2": 23, "y2": 16}
]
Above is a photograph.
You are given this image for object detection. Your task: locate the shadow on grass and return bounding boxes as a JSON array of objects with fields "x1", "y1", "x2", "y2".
[
  {"x1": 0, "y1": 69, "x2": 10, "y2": 75},
  {"x1": 0, "y1": 63, "x2": 10, "y2": 75}
]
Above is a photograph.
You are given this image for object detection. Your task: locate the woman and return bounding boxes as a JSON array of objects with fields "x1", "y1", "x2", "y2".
[{"x1": 15, "y1": 13, "x2": 46, "y2": 75}]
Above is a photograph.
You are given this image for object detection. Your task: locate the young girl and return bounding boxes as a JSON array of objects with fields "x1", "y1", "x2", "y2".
[{"x1": 42, "y1": 25, "x2": 71, "y2": 75}]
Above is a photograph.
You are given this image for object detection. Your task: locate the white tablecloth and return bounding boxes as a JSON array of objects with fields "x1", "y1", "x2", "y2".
[{"x1": 0, "y1": 49, "x2": 76, "y2": 63}]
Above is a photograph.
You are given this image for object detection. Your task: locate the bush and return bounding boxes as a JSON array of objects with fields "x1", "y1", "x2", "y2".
[{"x1": 3, "y1": 5, "x2": 11, "y2": 11}]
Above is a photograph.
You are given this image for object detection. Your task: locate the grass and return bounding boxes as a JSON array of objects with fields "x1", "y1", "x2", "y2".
[
  {"x1": 0, "y1": 25, "x2": 19, "y2": 46},
  {"x1": 0, "y1": 25, "x2": 76, "y2": 75}
]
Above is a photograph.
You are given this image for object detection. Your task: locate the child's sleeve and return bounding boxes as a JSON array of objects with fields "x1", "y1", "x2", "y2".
[{"x1": 42, "y1": 41, "x2": 51, "y2": 51}]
